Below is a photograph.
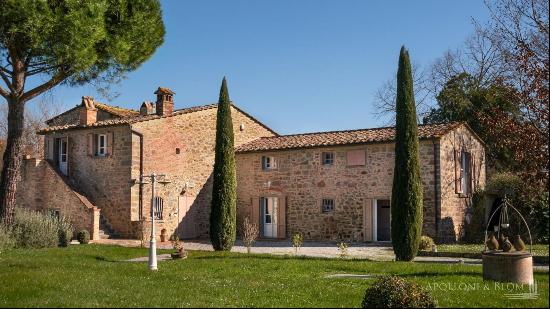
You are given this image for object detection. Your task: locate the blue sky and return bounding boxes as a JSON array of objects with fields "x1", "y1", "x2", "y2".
[{"x1": 36, "y1": 0, "x2": 490, "y2": 135}]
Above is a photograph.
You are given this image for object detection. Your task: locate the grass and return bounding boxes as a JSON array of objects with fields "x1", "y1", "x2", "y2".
[
  {"x1": 0, "y1": 245, "x2": 548, "y2": 308},
  {"x1": 437, "y1": 244, "x2": 549, "y2": 256}
]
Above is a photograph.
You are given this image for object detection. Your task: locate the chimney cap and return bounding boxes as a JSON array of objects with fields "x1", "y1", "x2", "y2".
[
  {"x1": 154, "y1": 87, "x2": 175, "y2": 95},
  {"x1": 81, "y1": 96, "x2": 96, "y2": 110}
]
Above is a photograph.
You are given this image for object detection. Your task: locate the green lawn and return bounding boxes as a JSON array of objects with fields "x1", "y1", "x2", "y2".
[
  {"x1": 0, "y1": 245, "x2": 548, "y2": 308},
  {"x1": 437, "y1": 244, "x2": 549, "y2": 256}
]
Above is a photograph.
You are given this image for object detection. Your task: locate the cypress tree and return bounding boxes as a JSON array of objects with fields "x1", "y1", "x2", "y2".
[
  {"x1": 210, "y1": 77, "x2": 237, "y2": 251},
  {"x1": 391, "y1": 46, "x2": 424, "y2": 261}
]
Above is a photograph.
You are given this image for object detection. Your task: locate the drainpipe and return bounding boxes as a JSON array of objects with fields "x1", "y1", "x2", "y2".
[
  {"x1": 432, "y1": 138, "x2": 441, "y2": 240},
  {"x1": 131, "y1": 128, "x2": 144, "y2": 220}
]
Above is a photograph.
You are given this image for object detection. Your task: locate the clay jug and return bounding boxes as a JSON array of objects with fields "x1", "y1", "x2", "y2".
[
  {"x1": 486, "y1": 232, "x2": 499, "y2": 251},
  {"x1": 502, "y1": 237, "x2": 513, "y2": 252},
  {"x1": 498, "y1": 233, "x2": 506, "y2": 249},
  {"x1": 513, "y1": 235, "x2": 526, "y2": 251}
]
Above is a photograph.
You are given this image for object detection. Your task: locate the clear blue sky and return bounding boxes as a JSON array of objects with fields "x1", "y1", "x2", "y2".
[{"x1": 42, "y1": 0, "x2": 490, "y2": 135}]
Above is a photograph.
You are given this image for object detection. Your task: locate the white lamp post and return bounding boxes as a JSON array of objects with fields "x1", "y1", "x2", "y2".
[{"x1": 139, "y1": 172, "x2": 170, "y2": 271}]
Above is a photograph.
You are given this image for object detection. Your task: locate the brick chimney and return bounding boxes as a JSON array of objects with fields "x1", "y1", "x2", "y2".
[
  {"x1": 79, "y1": 96, "x2": 97, "y2": 125},
  {"x1": 154, "y1": 87, "x2": 175, "y2": 116},
  {"x1": 140, "y1": 101, "x2": 155, "y2": 116}
]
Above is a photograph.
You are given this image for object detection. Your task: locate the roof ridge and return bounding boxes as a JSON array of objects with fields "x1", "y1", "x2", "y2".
[{"x1": 256, "y1": 121, "x2": 463, "y2": 139}]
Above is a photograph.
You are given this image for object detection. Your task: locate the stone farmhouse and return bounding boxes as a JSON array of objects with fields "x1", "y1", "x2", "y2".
[{"x1": 17, "y1": 87, "x2": 485, "y2": 243}]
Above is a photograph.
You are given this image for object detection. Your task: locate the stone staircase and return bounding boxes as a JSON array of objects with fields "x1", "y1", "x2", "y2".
[{"x1": 99, "y1": 215, "x2": 120, "y2": 239}]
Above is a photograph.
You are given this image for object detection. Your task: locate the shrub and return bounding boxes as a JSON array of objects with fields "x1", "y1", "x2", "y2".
[
  {"x1": 77, "y1": 230, "x2": 90, "y2": 244},
  {"x1": 0, "y1": 224, "x2": 15, "y2": 250},
  {"x1": 58, "y1": 218, "x2": 73, "y2": 247},
  {"x1": 462, "y1": 190, "x2": 486, "y2": 243},
  {"x1": 292, "y1": 233, "x2": 303, "y2": 254},
  {"x1": 338, "y1": 242, "x2": 349, "y2": 259},
  {"x1": 9, "y1": 209, "x2": 73, "y2": 249},
  {"x1": 418, "y1": 236, "x2": 434, "y2": 251},
  {"x1": 531, "y1": 192, "x2": 549, "y2": 244},
  {"x1": 240, "y1": 217, "x2": 259, "y2": 254},
  {"x1": 362, "y1": 276, "x2": 437, "y2": 308}
]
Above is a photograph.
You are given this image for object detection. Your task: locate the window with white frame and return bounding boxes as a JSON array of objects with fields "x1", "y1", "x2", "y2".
[
  {"x1": 321, "y1": 199, "x2": 335, "y2": 213},
  {"x1": 97, "y1": 134, "x2": 107, "y2": 156},
  {"x1": 262, "y1": 156, "x2": 277, "y2": 170},
  {"x1": 322, "y1": 152, "x2": 334, "y2": 165}
]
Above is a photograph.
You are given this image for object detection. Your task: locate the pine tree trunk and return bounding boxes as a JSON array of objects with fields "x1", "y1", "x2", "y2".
[{"x1": 0, "y1": 98, "x2": 26, "y2": 225}]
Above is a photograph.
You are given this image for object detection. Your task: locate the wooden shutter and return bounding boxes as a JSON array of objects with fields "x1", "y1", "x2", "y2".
[
  {"x1": 87, "y1": 133, "x2": 94, "y2": 156},
  {"x1": 46, "y1": 136, "x2": 54, "y2": 160},
  {"x1": 454, "y1": 150, "x2": 462, "y2": 193},
  {"x1": 252, "y1": 197, "x2": 260, "y2": 227},
  {"x1": 470, "y1": 153, "x2": 475, "y2": 193},
  {"x1": 272, "y1": 157, "x2": 278, "y2": 169},
  {"x1": 277, "y1": 196, "x2": 286, "y2": 239},
  {"x1": 64, "y1": 136, "x2": 70, "y2": 176},
  {"x1": 363, "y1": 199, "x2": 373, "y2": 241},
  {"x1": 106, "y1": 132, "x2": 114, "y2": 156}
]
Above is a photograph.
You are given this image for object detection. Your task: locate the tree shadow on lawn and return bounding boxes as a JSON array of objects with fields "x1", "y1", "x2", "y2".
[{"x1": 191, "y1": 253, "x2": 380, "y2": 263}]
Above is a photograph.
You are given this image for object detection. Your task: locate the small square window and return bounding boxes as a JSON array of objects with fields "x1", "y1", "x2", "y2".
[
  {"x1": 322, "y1": 152, "x2": 334, "y2": 165},
  {"x1": 321, "y1": 199, "x2": 335, "y2": 213},
  {"x1": 176, "y1": 148, "x2": 181, "y2": 154},
  {"x1": 262, "y1": 156, "x2": 277, "y2": 170}
]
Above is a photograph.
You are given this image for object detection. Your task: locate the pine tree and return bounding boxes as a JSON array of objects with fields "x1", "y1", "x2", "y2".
[
  {"x1": 391, "y1": 46, "x2": 424, "y2": 261},
  {"x1": 210, "y1": 77, "x2": 237, "y2": 251}
]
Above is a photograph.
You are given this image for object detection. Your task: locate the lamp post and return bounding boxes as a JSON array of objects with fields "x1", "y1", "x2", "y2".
[{"x1": 139, "y1": 172, "x2": 171, "y2": 271}]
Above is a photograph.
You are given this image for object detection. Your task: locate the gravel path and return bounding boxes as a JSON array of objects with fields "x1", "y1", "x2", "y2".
[{"x1": 92, "y1": 238, "x2": 549, "y2": 271}]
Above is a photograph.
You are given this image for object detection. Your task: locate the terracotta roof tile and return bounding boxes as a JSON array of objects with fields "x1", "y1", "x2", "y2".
[
  {"x1": 38, "y1": 104, "x2": 218, "y2": 134},
  {"x1": 236, "y1": 122, "x2": 463, "y2": 152},
  {"x1": 94, "y1": 102, "x2": 139, "y2": 118}
]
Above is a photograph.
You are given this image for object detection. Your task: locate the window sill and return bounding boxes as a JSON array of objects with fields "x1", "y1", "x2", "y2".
[{"x1": 457, "y1": 193, "x2": 472, "y2": 198}]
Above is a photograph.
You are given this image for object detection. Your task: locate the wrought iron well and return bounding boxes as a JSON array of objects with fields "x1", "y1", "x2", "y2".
[{"x1": 482, "y1": 195, "x2": 534, "y2": 284}]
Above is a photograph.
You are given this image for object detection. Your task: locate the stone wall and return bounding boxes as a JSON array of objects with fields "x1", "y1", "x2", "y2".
[
  {"x1": 129, "y1": 105, "x2": 276, "y2": 239},
  {"x1": 236, "y1": 140, "x2": 438, "y2": 241},
  {"x1": 42, "y1": 125, "x2": 135, "y2": 237},
  {"x1": 16, "y1": 158, "x2": 100, "y2": 240},
  {"x1": 236, "y1": 124, "x2": 486, "y2": 242},
  {"x1": 438, "y1": 125, "x2": 486, "y2": 242}
]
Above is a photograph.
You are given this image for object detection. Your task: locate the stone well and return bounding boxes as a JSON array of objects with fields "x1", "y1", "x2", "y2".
[{"x1": 482, "y1": 251, "x2": 533, "y2": 284}]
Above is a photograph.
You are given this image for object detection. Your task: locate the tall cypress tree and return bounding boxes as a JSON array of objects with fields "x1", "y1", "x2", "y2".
[
  {"x1": 210, "y1": 77, "x2": 237, "y2": 251},
  {"x1": 391, "y1": 46, "x2": 424, "y2": 261}
]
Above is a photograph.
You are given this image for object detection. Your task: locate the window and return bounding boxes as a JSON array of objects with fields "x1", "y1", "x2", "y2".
[
  {"x1": 322, "y1": 152, "x2": 334, "y2": 165},
  {"x1": 153, "y1": 196, "x2": 164, "y2": 220},
  {"x1": 460, "y1": 151, "x2": 472, "y2": 194},
  {"x1": 321, "y1": 199, "x2": 335, "y2": 213},
  {"x1": 262, "y1": 156, "x2": 277, "y2": 170},
  {"x1": 49, "y1": 209, "x2": 61, "y2": 221},
  {"x1": 97, "y1": 134, "x2": 107, "y2": 156}
]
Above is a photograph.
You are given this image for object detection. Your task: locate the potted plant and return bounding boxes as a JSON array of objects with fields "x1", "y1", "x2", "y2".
[
  {"x1": 160, "y1": 228, "x2": 167, "y2": 242},
  {"x1": 170, "y1": 236, "x2": 187, "y2": 259}
]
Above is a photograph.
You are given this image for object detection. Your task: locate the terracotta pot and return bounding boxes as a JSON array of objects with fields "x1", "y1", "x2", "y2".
[
  {"x1": 486, "y1": 232, "x2": 499, "y2": 251},
  {"x1": 513, "y1": 235, "x2": 526, "y2": 251},
  {"x1": 502, "y1": 237, "x2": 513, "y2": 252}
]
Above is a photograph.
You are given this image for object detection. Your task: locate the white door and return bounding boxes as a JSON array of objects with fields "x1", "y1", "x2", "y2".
[
  {"x1": 262, "y1": 197, "x2": 278, "y2": 238},
  {"x1": 59, "y1": 138, "x2": 68, "y2": 175}
]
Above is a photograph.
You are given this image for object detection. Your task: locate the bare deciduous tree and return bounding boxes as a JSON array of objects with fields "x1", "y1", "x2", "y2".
[
  {"x1": 0, "y1": 91, "x2": 62, "y2": 160},
  {"x1": 373, "y1": 62, "x2": 433, "y2": 124}
]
